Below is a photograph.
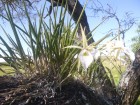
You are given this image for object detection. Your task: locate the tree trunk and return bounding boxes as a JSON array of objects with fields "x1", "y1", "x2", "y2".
[
  {"x1": 92, "y1": 61, "x2": 120, "y2": 105},
  {"x1": 46, "y1": 0, "x2": 94, "y2": 44},
  {"x1": 118, "y1": 49, "x2": 140, "y2": 105}
]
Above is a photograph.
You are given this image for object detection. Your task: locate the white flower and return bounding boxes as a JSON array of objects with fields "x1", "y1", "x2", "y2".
[
  {"x1": 104, "y1": 40, "x2": 124, "y2": 52},
  {"x1": 74, "y1": 54, "x2": 78, "y2": 59},
  {"x1": 91, "y1": 48, "x2": 100, "y2": 60},
  {"x1": 94, "y1": 50, "x2": 101, "y2": 60},
  {"x1": 103, "y1": 39, "x2": 135, "y2": 62},
  {"x1": 111, "y1": 40, "x2": 125, "y2": 58},
  {"x1": 114, "y1": 40, "x2": 135, "y2": 62},
  {"x1": 78, "y1": 49, "x2": 93, "y2": 70},
  {"x1": 114, "y1": 40, "x2": 125, "y2": 48},
  {"x1": 123, "y1": 48, "x2": 135, "y2": 62},
  {"x1": 103, "y1": 41, "x2": 115, "y2": 55}
]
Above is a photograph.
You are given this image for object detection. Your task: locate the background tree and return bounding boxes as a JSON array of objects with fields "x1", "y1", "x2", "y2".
[{"x1": 131, "y1": 25, "x2": 140, "y2": 52}]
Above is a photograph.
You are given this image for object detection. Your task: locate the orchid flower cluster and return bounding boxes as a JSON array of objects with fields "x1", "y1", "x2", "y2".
[
  {"x1": 65, "y1": 26, "x2": 135, "y2": 71},
  {"x1": 103, "y1": 38, "x2": 135, "y2": 63}
]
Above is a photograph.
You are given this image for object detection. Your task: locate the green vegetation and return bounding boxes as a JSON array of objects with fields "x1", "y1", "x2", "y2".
[
  {"x1": 0, "y1": 1, "x2": 139, "y2": 105},
  {"x1": 0, "y1": 56, "x2": 127, "y2": 85},
  {"x1": 102, "y1": 57, "x2": 126, "y2": 85},
  {"x1": 0, "y1": 0, "x2": 133, "y2": 82},
  {"x1": 131, "y1": 25, "x2": 140, "y2": 52},
  {"x1": 0, "y1": 2, "x2": 110, "y2": 85},
  {"x1": 0, "y1": 62, "x2": 15, "y2": 76},
  {"x1": 135, "y1": 97, "x2": 140, "y2": 105},
  {"x1": 0, "y1": 2, "x2": 81, "y2": 84}
]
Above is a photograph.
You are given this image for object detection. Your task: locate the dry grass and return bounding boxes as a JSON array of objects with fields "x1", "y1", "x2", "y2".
[{"x1": 0, "y1": 63, "x2": 15, "y2": 76}]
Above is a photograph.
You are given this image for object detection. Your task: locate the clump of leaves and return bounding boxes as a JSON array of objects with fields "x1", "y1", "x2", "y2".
[{"x1": 0, "y1": 2, "x2": 80, "y2": 85}]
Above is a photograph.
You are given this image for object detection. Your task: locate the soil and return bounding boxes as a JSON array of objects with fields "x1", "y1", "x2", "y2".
[{"x1": 0, "y1": 75, "x2": 103, "y2": 105}]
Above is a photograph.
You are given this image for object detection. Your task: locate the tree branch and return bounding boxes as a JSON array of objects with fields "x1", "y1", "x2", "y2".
[{"x1": 46, "y1": 0, "x2": 94, "y2": 45}]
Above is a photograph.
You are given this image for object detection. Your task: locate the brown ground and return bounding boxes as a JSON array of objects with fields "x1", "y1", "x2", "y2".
[{"x1": 0, "y1": 75, "x2": 103, "y2": 105}]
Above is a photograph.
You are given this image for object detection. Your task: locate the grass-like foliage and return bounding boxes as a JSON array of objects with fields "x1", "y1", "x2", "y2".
[{"x1": 0, "y1": 2, "x2": 81, "y2": 84}]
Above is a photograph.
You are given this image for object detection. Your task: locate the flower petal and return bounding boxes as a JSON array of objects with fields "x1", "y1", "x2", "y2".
[
  {"x1": 114, "y1": 40, "x2": 125, "y2": 49},
  {"x1": 91, "y1": 48, "x2": 100, "y2": 60},
  {"x1": 124, "y1": 48, "x2": 135, "y2": 62},
  {"x1": 78, "y1": 49, "x2": 93, "y2": 70}
]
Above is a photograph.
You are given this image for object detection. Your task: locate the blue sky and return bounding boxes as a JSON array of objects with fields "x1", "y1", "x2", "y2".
[
  {"x1": 83, "y1": 0, "x2": 140, "y2": 47},
  {"x1": 0, "y1": 0, "x2": 140, "y2": 62}
]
